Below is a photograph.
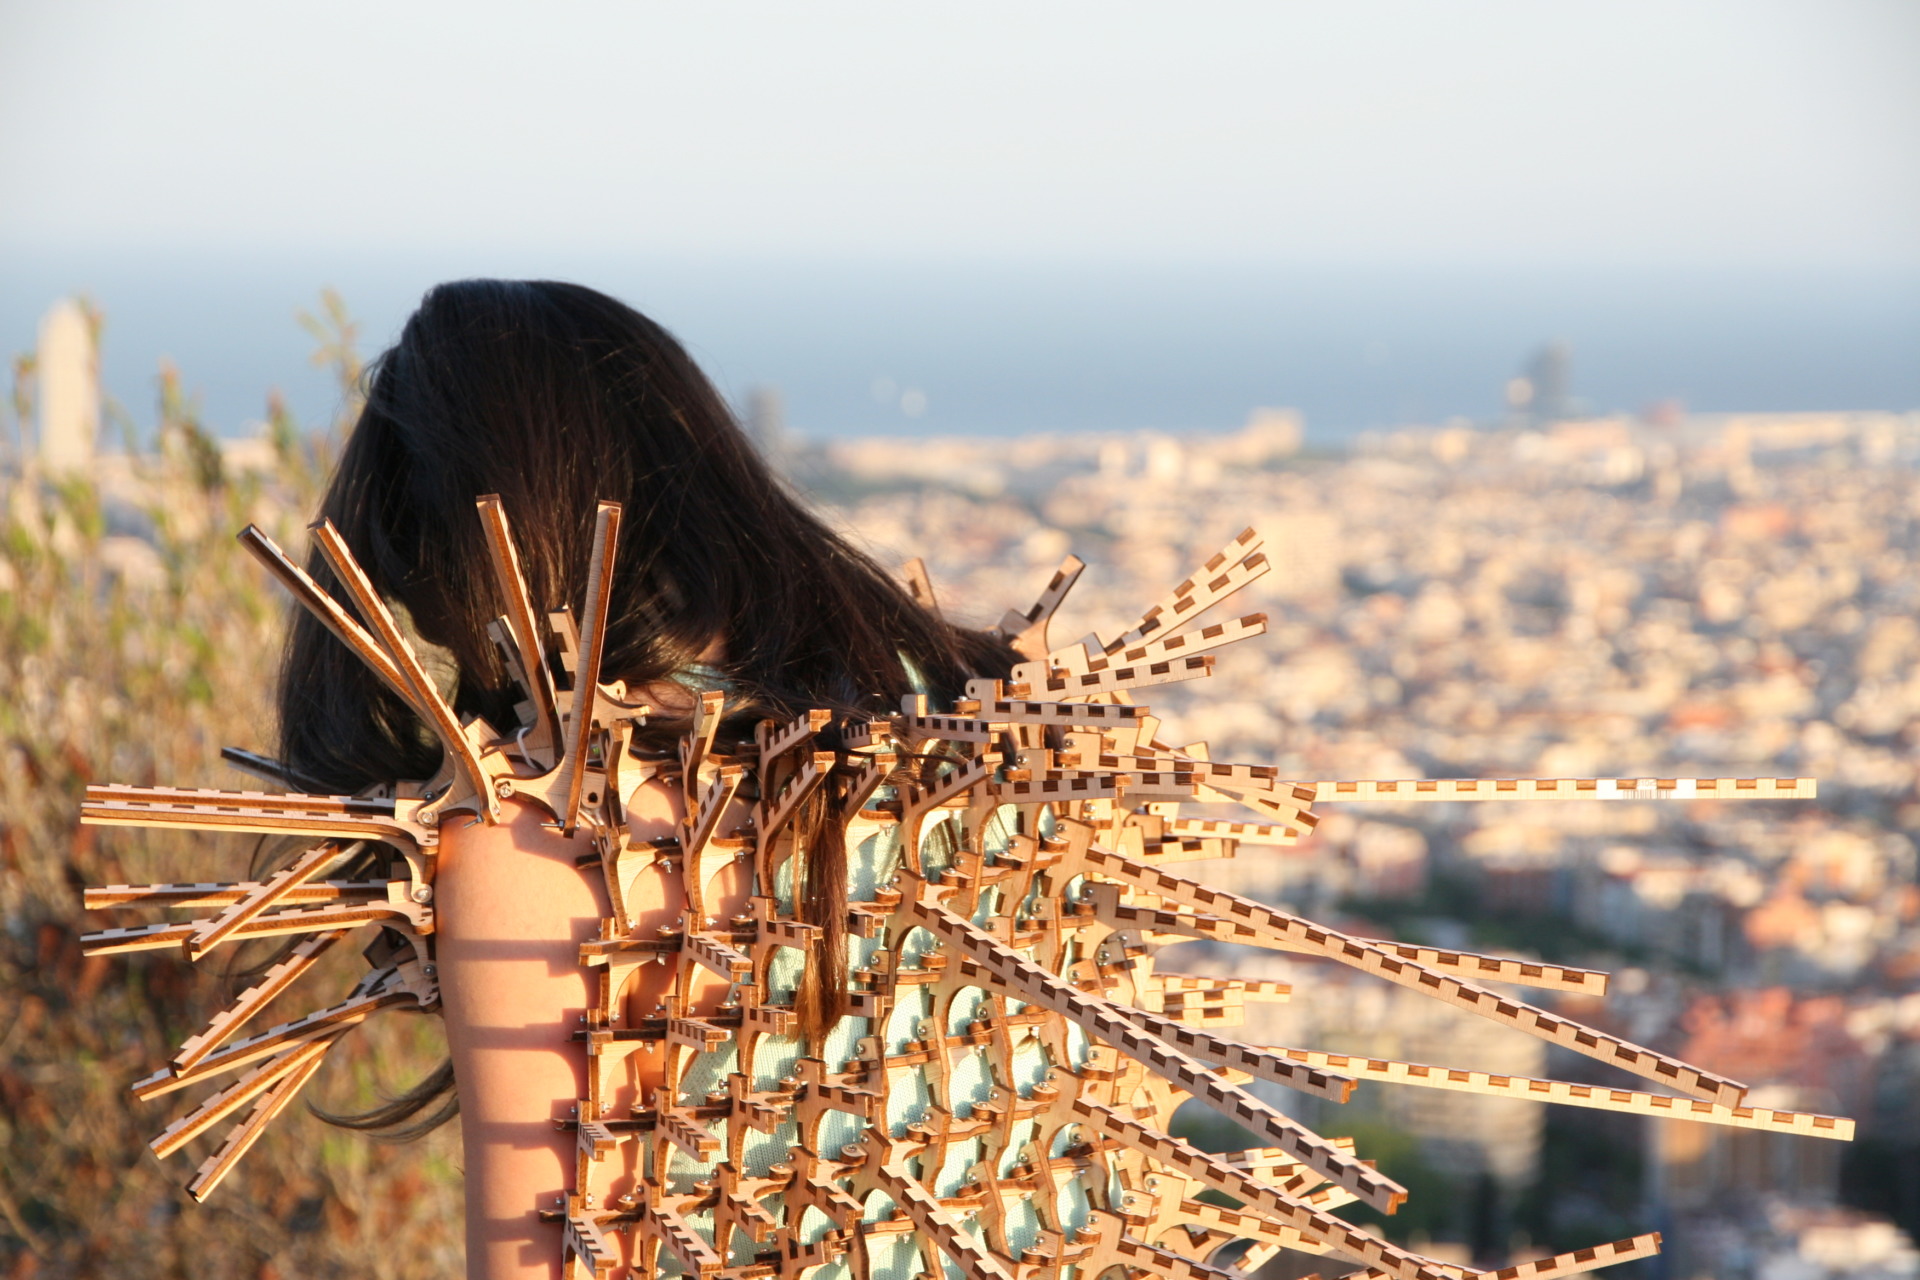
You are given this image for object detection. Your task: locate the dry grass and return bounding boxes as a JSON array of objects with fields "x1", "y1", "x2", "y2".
[{"x1": 0, "y1": 334, "x2": 465, "y2": 1276}]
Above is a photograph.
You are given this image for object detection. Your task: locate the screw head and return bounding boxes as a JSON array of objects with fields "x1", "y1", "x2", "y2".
[
  {"x1": 495, "y1": 778, "x2": 515, "y2": 798},
  {"x1": 411, "y1": 884, "x2": 434, "y2": 904}
]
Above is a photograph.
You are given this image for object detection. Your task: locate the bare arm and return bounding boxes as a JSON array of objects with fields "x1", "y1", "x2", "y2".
[
  {"x1": 437, "y1": 797, "x2": 607, "y2": 1278},
  {"x1": 438, "y1": 773, "x2": 743, "y2": 1279}
]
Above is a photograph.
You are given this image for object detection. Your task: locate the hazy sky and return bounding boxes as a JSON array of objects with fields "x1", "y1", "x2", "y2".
[{"x1": 4, "y1": 1, "x2": 1916, "y2": 269}]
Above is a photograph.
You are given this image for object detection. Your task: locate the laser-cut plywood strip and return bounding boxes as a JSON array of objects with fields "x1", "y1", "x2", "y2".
[
  {"x1": 1322, "y1": 1232, "x2": 1665, "y2": 1280},
  {"x1": 1257, "y1": 1046, "x2": 1854, "y2": 1140},
  {"x1": 1309, "y1": 778, "x2": 1815, "y2": 803},
  {"x1": 79, "y1": 506, "x2": 1841, "y2": 1280}
]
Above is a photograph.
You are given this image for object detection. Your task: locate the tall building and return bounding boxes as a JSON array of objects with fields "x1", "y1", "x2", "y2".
[
  {"x1": 35, "y1": 298, "x2": 99, "y2": 473},
  {"x1": 1507, "y1": 340, "x2": 1574, "y2": 426}
]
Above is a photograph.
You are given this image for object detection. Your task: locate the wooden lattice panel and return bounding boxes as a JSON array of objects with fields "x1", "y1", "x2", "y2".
[{"x1": 80, "y1": 509, "x2": 1840, "y2": 1279}]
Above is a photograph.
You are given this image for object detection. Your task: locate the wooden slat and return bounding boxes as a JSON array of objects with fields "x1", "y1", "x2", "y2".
[
  {"x1": 1260, "y1": 1046, "x2": 1852, "y2": 1139},
  {"x1": 476, "y1": 494, "x2": 562, "y2": 749},
  {"x1": 186, "y1": 843, "x2": 339, "y2": 959},
  {"x1": 1330, "y1": 1232, "x2": 1663, "y2": 1280},
  {"x1": 562, "y1": 500, "x2": 622, "y2": 833},
  {"x1": 313, "y1": 519, "x2": 498, "y2": 821},
  {"x1": 85, "y1": 879, "x2": 388, "y2": 910},
  {"x1": 1310, "y1": 777, "x2": 1816, "y2": 803},
  {"x1": 1099, "y1": 527, "x2": 1266, "y2": 654},
  {"x1": 174, "y1": 930, "x2": 348, "y2": 1070},
  {"x1": 183, "y1": 1042, "x2": 334, "y2": 1202},
  {"x1": 906, "y1": 896, "x2": 1403, "y2": 1216},
  {"x1": 151, "y1": 1037, "x2": 336, "y2": 1158},
  {"x1": 1082, "y1": 856, "x2": 1745, "y2": 1106},
  {"x1": 80, "y1": 784, "x2": 426, "y2": 851}
]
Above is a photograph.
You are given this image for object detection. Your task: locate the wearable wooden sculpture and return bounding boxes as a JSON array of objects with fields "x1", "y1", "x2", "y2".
[{"x1": 81, "y1": 503, "x2": 1846, "y2": 1280}]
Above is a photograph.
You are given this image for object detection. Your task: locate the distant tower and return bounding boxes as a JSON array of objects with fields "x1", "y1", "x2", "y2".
[
  {"x1": 36, "y1": 299, "x2": 100, "y2": 473},
  {"x1": 1522, "y1": 341, "x2": 1573, "y2": 424},
  {"x1": 743, "y1": 385, "x2": 787, "y2": 467}
]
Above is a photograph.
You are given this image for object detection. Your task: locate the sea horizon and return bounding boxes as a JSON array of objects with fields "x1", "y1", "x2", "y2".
[{"x1": 4, "y1": 250, "x2": 1915, "y2": 445}]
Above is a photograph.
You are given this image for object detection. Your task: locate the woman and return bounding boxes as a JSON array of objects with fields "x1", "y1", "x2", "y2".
[
  {"x1": 83, "y1": 279, "x2": 1777, "y2": 1280},
  {"x1": 285, "y1": 279, "x2": 1016, "y2": 1275}
]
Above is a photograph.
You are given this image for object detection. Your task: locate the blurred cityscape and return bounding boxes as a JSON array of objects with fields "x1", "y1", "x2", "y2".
[
  {"x1": 785, "y1": 396, "x2": 1920, "y2": 1278},
  {"x1": 7, "y1": 304, "x2": 1920, "y2": 1278}
]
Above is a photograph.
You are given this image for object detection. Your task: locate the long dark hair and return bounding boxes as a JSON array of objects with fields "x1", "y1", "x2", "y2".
[{"x1": 280, "y1": 279, "x2": 1013, "y2": 1133}]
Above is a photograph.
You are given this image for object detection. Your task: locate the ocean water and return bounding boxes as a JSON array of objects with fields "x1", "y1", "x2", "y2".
[{"x1": 2, "y1": 250, "x2": 1915, "y2": 443}]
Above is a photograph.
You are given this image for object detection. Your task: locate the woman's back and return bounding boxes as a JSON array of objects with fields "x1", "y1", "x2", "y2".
[{"x1": 76, "y1": 280, "x2": 1839, "y2": 1280}]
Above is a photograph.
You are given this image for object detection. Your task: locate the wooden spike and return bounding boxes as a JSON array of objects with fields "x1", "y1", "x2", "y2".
[
  {"x1": 1081, "y1": 862, "x2": 1744, "y2": 1106},
  {"x1": 85, "y1": 512, "x2": 1838, "y2": 1276},
  {"x1": 1329, "y1": 1232, "x2": 1663, "y2": 1280},
  {"x1": 1310, "y1": 777, "x2": 1817, "y2": 803},
  {"x1": 152, "y1": 1037, "x2": 336, "y2": 1158},
  {"x1": 185, "y1": 1042, "x2": 333, "y2": 1201},
  {"x1": 562, "y1": 501, "x2": 623, "y2": 834},
  {"x1": 186, "y1": 842, "x2": 340, "y2": 960},
  {"x1": 999, "y1": 554, "x2": 1087, "y2": 661},
  {"x1": 1259, "y1": 1046, "x2": 1852, "y2": 1139},
  {"x1": 1088, "y1": 611, "x2": 1267, "y2": 674},
  {"x1": 1075, "y1": 1098, "x2": 1443, "y2": 1280},
  {"x1": 975, "y1": 697, "x2": 1151, "y2": 728},
  {"x1": 905, "y1": 895, "x2": 1405, "y2": 1215},
  {"x1": 86, "y1": 902, "x2": 415, "y2": 958},
  {"x1": 175, "y1": 930, "x2": 348, "y2": 1070},
  {"x1": 901, "y1": 557, "x2": 939, "y2": 612},
  {"x1": 135, "y1": 982, "x2": 416, "y2": 1100},
  {"x1": 1109, "y1": 1004, "x2": 1354, "y2": 1103},
  {"x1": 79, "y1": 784, "x2": 428, "y2": 852},
  {"x1": 1101, "y1": 528, "x2": 1266, "y2": 654},
  {"x1": 476, "y1": 494, "x2": 562, "y2": 749},
  {"x1": 312, "y1": 520, "x2": 498, "y2": 822},
  {"x1": 85, "y1": 880, "x2": 388, "y2": 911},
  {"x1": 1039, "y1": 653, "x2": 1215, "y2": 701},
  {"x1": 1164, "y1": 816, "x2": 1301, "y2": 846},
  {"x1": 237, "y1": 524, "x2": 419, "y2": 714}
]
